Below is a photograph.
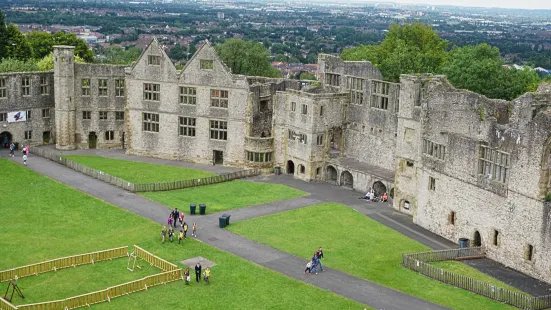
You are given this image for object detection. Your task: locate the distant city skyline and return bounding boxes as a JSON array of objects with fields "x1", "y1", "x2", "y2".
[{"x1": 383, "y1": 0, "x2": 549, "y2": 10}]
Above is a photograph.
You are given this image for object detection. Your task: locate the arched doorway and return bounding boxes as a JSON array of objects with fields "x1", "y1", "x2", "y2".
[
  {"x1": 373, "y1": 181, "x2": 387, "y2": 197},
  {"x1": 287, "y1": 160, "x2": 295, "y2": 174},
  {"x1": 341, "y1": 171, "x2": 353, "y2": 188},
  {"x1": 0, "y1": 131, "x2": 12, "y2": 148},
  {"x1": 298, "y1": 164, "x2": 305, "y2": 174},
  {"x1": 326, "y1": 165, "x2": 338, "y2": 183},
  {"x1": 88, "y1": 132, "x2": 97, "y2": 149},
  {"x1": 473, "y1": 230, "x2": 482, "y2": 247}
]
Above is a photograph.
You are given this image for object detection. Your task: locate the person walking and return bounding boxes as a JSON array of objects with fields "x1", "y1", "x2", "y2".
[
  {"x1": 195, "y1": 262, "x2": 202, "y2": 283},
  {"x1": 168, "y1": 228, "x2": 174, "y2": 242},
  {"x1": 9, "y1": 143, "x2": 15, "y2": 157},
  {"x1": 318, "y1": 247, "x2": 324, "y2": 259},
  {"x1": 22, "y1": 153, "x2": 28, "y2": 166},
  {"x1": 171, "y1": 208, "x2": 179, "y2": 228},
  {"x1": 192, "y1": 222, "x2": 197, "y2": 238},
  {"x1": 178, "y1": 230, "x2": 184, "y2": 244},
  {"x1": 179, "y1": 212, "x2": 185, "y2": 225},
  {"x1": 311, "y1": 253, "x2": 319, "y2": 274},
  {"x1": 304, "y1": 261, "x2": 313, "y2": 275},
  {"x1": 184, "y1": 268, "x2": 190, "y2": 284},
  {"x1": 183, "y1": 222, "x2": 188, "y2": 239},
  {"x1": 161, "y1": 226, "x2": 167, "y2": 244},
  {"x1": 315, "y1": 250, "x2": 324, "y2": 272}
]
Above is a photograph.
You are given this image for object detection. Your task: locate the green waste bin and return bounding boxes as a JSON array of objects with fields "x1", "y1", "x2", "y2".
[
  {"x1": 222, "y1": 214, "x2": 231, "y2": 226},
  {"x1": 190, "y1": 204, "x2": 196, "y2": 215},
  {"x1": 199, "y1": 204, "x2": 206, "y2": 215},
  {"x1": 219, "y1": 216, "x2": 227, "y2": 228}
]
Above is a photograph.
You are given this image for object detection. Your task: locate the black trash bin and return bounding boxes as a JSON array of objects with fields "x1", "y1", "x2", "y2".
[
  {"x1": 274, "y1": 167, "x2": 281, "y2": 175},
  {"x1": 219, "y1": 216, "x2": 227, "y2": 228},
  {"x1": 222, "y1": 213, "x2": 231, "y2": 226},
  {"x1": 190, "y1": 204, "x2": 197, "y2": 215},
  {"x1": 459, "y1": 238, "x2": 469, "y2": 248},
  {"x1": 199, "y1": 204, "x2": 206, "y2": 215}
]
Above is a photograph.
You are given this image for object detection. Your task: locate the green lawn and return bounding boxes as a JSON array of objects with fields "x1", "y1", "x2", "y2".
[
  {"x1": 63, "y1": 155, "x2": 214, "y2": 183},
  {"x1": 141, "y1": 180, "x2": 307, "y2": 214},
  {"x1": 228, "y1": 203, "x2": 517, "y2": 310},
  {"x1": 0, "y1": 159, "x2": 364, "y2": 309},
  {"x1": 431, "y1": 261, "x2": 527, "y2": 295}
]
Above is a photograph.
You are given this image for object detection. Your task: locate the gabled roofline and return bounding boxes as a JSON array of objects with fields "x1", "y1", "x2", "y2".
[
  {"x1": 130, "y1": 38, "x2": 178, "y2": 72},
  {"x1": 178, "y1": 40, "x2": 237, "y2": 81}
]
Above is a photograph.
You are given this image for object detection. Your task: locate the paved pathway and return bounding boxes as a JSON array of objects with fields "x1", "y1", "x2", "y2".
[{"x1": 8, "y1": 152, "x2": 448, "y2": 310}]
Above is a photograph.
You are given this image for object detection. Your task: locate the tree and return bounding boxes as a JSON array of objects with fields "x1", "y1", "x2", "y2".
[
  {"x1": 168, "y1": 44, "x2": 188, "y2": 62},
  {"x1": 51, "y1": 31, "x2": 94, "y2": 62},
  {"x1": 299, "y1": 72, "x2": 317, "y2": 80},
  {"x1": 274, "y1": 54, "x2": 287, "y2": 62},
  {"x1": 26, "y1": 31, "x2": 54, "y2": 59},
  {"x1": 215, "y1": 39, "x2": 281, "y2": 78},
  {"x1": 442, "y1": 44, "x2": 540, "y2": 100},
  {"x1": 37, "y1": 52, "x2": 85, "y2": 71},
  {"x1": 98, "y1": 46, "x2": 140, "y2": 65},
  {"x1": 0, "y1": 10, "x2": 8, "y2": 60},
  {"x1": 4, "y1": 24, "x2": 32, "y2": 60},
  {"x1": 341, "y1": 23, "x2": 448, "y2": 82},
  {"x1": 0, "y1": 58, "x2": 38, "y2": 73}
]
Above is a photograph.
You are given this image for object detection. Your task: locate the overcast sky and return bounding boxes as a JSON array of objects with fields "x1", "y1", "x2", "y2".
[{"x1": 392, "y1": 0, "x2": 551, "y2": 10}]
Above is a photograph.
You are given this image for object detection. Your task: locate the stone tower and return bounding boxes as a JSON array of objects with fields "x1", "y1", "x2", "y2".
[{"x1": 54, "y1": 46, "x2": 77, "y2": 150}]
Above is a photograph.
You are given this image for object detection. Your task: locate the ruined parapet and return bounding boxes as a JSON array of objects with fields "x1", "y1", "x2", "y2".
[{"x1": 53, "y1": 45, "x2": 77, "y2": 150}]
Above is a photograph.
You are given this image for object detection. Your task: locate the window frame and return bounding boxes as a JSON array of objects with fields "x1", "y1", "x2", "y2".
[
  {"x1": 99, "y1": 111, "x2": 108, "y2": 120},
  {"x1": 42, "y1": 108, "x2": 50, "y2": 119},
  {"x1": 178, "y1": 117, "x2": 197, "y2": 137},
  {"x1": 98, "y1": 79, "x2": 108, "y2": 97},
  {"x1": 179, "y1": 87, "x2": 197, "y2": 105},
  {"x1": 40, "y1": 76, "x2": 50, "y2": 95},
  {"x1": 200, "y1": 59, "x2": 214, "y2": 70},
  {"x1": 81, "y1": 78, "x2": 91, "y2": 96},
  {"x1": 24, "y1": 130, "x2": 32, "y2": 140},
  {"x1": 210, "y1": 89, "x2": 228, "y2": 108},
  {"x1": 104, "y1": 131, "x2": 115, "y2": 141},
  {"x1": 478, "y1": 144, "x2": 510, "y2": 183},
  {"x1": 82, "y1": 111, "x2": 91, "y2": 120},
  {"x1": 115, "y1": 79, "x2": 125, "y2": 97},
  {"x1": 115, "y1": 111, "x2": 125, "y2": 121},
  {"x1": 148, "y1": 55, "x2": 161, "y2": 66},
  {"x1": 142, "y1": 112, "x2": 160, "y2": 133},
  {"x1": 301, "y1": 104, "x2": 308, "y2": 115},
  {"x1": 0, "y1": 78, "x2": 6, "y2": 98},
  {"x1": 22, "y1": 76, "x2": 31, "y2": 97},
  {"x1": 209, "y1": 120, "x2": 228, "y2": 141},
  {"x1": 143, "y1": 83, "x2": 160, "y2": 101}
]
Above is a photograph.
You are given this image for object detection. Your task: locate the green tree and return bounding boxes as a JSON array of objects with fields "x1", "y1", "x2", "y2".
[
  {"x1": 168, "y1": 44, "x2": 188, "y2": 61},
  {"x1": 51, "y1": 31, "x2": 94, "y2": 62},
  {"x1": 4, "y1": 24, "x2": 32, "y2": 60},
  {"x1": 215, "y1": 39, "x2": 281, "y2": 78},
  {"x1": 274, "y1": 54, "x2": 287, "y2": 62},
  {"x1": 37, "y1": 52, "x2": 85, "y2": 71},
  {"x1": 0, "y1": 58, "x2": 38, "y2": 73},
  {"x1": 442, "y1": 44, "x2": 540, "y2": 100},
  {"x1": 341, "y1": 23, "x2": 448, "y2": 82},
  {"x1": 0, "y1": 11, "x2": 8, "y2": 60},
  {"x1": 99, "y1": 46, "x2": 140, "y2": 65},
  {"x1": 299, "y1": 72, "x2": 317, "y2": 80},
  {"x1": 26, "y1": 31, "x2": 54, "y2": 59}
]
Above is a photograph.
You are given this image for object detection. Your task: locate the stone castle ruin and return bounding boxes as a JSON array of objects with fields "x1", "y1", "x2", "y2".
[{"x1": 2, "y1": 39, "x2": 551, "y2": 283}]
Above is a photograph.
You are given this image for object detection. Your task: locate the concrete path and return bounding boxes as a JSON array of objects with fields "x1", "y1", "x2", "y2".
[{"x1": 7, "y1": 152, "x2": 448, "y2": 310}]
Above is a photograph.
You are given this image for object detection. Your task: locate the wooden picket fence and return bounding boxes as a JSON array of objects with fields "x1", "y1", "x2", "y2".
[
  {"x1": 402, "y1": 247, "x2": 551, "y2": 309},
  {"x1": 30, "y1": 147, "x2": 261, "y2": 193},
  {"x1": 0, "y1": 247, "x2": 128, "y2": 283},
  {"x1": 133, "y1": 168, "x2": 261, "y2": 192},
  {"x1": 0, "y1": 246, "x2": 182, "y2": 310}
]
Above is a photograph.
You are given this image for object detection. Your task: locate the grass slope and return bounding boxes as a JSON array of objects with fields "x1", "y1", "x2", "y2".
[
  {"x1": 228, "y1": 203, "x2": 517, "y2": 310},
  {"x1": 64, "y1": 155, "x2": 214, "y2": 183},
  {"x1": 142, "y1": 180, "x2": 307, "y2": 214},
  {"x1": 0, "y1": 160, "x2": 363, "y2": 309}
]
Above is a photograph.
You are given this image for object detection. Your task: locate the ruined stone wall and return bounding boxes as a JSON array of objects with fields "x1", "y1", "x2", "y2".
[
  {"x1": 126, "y1": 40, "x2": 249, "y2": 167},
  {"x1": 73, "y1": 63, "x2": 126, "y2": 149},
  {"x1": 0, "y1": 71, "x2": 55, "y2": 147},
  {"x1": 395, "y1": 74, "x2": 551, "y2": 283}
]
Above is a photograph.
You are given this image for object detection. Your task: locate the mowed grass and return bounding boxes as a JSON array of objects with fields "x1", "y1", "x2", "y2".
[
  {"x1": 0, "y1": 160, "x2": 364, "y2": 309},
  {"x1": 141, "y1": 180, "x2": 307, "y2": 214},
  {"x1": 228, "y1": 203, "x2": 517, "y2": 310},
  {"x1": 430, "y1": 261, "x2": 526, "y2": 295},
  {"x1": 2, "y1": 259, "x2": 161, "y2": 306},
  {"x1": 63, "y1": 155, "x2": 214, "y2": 183}
]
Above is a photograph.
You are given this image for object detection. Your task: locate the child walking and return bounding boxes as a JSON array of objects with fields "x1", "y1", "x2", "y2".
[
  {"x1": 304, "y1": 261, "x2": 312, "y2": 275},
  {"x1": 183, "y1": 222, "x2": 188, "y2": 239},
  {"x1": 168, "y1": 216, "x2": 173, "y2": 227},
  {"x1": 22, "y1": 154, "x2": 28, "y2": 166},
  {"x1": 168, "y1": 228, "x2": 174, "y2": 242},
  {"x1": 192, "y1": 222, "x2": 197, "y2": 238},
  {"x1": 178, "y1": 230, "x2": 184, "y2": 244},
  {"x1": 161, "y1": 226, "x2": 167, "y2": 244}
]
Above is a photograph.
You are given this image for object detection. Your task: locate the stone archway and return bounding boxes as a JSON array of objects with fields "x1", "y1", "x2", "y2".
[
  {"x1": 326, "y1": 165, "x2": 338, "y2": 183},
  {"x1": 473, "y1": 230, "x2": 482, "y2": 247},
  {"x1": 341, "y1": 170, "x2": 353, "y2": 188},
  {"x1": 373, "y1": 181, "x2": 387, "y2": 197},
  {"x1": 0, "y1": 131, "x2": 12, "y2": 148},
  {"x1": 287, "y1": 160, "x2": 295, "y2": 174}
]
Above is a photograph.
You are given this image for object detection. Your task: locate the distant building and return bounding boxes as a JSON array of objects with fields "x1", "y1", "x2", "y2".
[{"x1": 217, "y1": 12, "x2": 225, "y2": 19}]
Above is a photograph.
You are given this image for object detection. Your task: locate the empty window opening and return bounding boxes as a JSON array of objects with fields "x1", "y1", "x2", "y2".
[
  {"x1": 316, "y1": 167, "x2": 321, "y2": 175},
  {"x1": 403, "y1": 200, "x2": 410, "y2": 210},
  {"x1": 406, "y1": 161, "x2": 414, "y2": 167},
  {"x1": 525, "y1": 244, "x2": 534, "y2": 261},
  {"x1": 300, "y1": 165, "x2": 305, "y2": 174},
  {"x1": 428, "y1": 176, "x2": 436, "y2": 191},
  {"x1": 449, "y1": 211, "x2": 456, "y2": 225},
  {"x1": 493, "y1": 230, "x2": 499, "y2": 246}
]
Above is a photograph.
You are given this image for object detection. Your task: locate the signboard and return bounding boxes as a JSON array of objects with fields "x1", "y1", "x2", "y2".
[{"x1": 7, "y1": 111, "x2": 27, "y2": 123}]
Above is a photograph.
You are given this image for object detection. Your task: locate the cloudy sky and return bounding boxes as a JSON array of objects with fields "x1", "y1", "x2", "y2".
[{"x1": 394, "y1": 0, "x2": 550, "y2": 10}]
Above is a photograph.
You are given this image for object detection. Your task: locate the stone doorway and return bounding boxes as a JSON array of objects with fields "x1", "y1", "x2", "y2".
[
  {"x1": 213, "y1": 150, "x2": 224, "y2": 165},
  {"x1": 373, "y1": 181, "x2": 387, "y2": 197},
  {"x1": 43, "y1": 131, "x2": 51, "y2": 144},
  {"x1": 473, "y1": 230, "x2": 482, "y2": 247},
  {"x1": 0, "y1": 131, "x2": 12, "y2": 148},
  {"x1": 341, "y1": 170, "x2": 353, "y2": 188},
  {"x1": 287, "y1": 160, "x2": 295, "y2": 174},
  {"x1": 326, "y1": 165, "x2": 338, "y2": 183},
  {"x1": 88, "y1": 132, "x2": 97, "y2": 149}
]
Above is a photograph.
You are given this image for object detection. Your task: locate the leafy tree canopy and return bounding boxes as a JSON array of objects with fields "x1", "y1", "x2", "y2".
[
  {"x1": 26, "y1": 31, "x2": 54, "y2": 59},
  {"x1": 51, "y1": 31, "x2": 94, "y2": 62},
  {"x1": 215, "y1": 39, "x2": 281, "y2": 78},
  {"x1": 0, "y1": 58, "x2": 39, "y2": 73},
  {"x1": 4, "y1": 24, "x2": 32, "y2": 60},
  {"x1": 97, "y1": 46, "x2": 140, "y2": 65},
  {"x1": 0, "y1": 11, "x2": 9, "y2": 59},
  {"x1": 37, "y1": 52, "x2": 85, "y2": 71},
  {"x1": 442, "y1": 44, "x2": 540, "y2": 100},
  {"x1": 341, "y1": 22, "x2": 448, "y2": 82}
]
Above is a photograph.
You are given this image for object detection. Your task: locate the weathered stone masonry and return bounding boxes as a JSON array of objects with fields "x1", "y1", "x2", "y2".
[{"x1": 3, "y1": 39, "x2": 551, "y2": 284}]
